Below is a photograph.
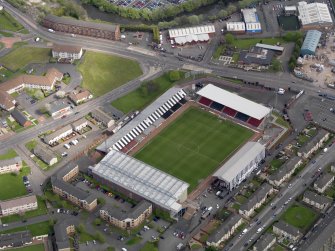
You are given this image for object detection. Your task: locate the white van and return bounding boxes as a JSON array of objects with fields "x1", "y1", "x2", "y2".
[
  {"x1": 256, "y1": 227, "x2": 263, "y2": 233},
  {"x1": 277, "y1": 88, "x2": 285, "y2": 95},
  {"x1": 48, "y1": 28, "x2": 55, "y2": 33},
  {"x1": 207, "y1": 206, "x2": 213, "y2": 211},
  {"x1": 64, "y1": 144, "x2": 70, "y2": 149},
  {"x1": 35, "y1": 37, "x2": 40, "y2": 42},
  {"x1": 242, "y1": 228, "x2": 248, "y2": 235},
  {"x1": 216, "y1": 191, "x2": 221, "y2": 196}
]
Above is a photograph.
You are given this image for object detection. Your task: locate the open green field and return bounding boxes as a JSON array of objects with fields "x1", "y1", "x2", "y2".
[
  {"x1": 78, "y1": 51, "x2": 142, "y2": 97},
  {"x1": 0, "y1": 148, "x2": 17, "y2": 160},
  {"x1": 232, "y1": 37, "x2": 285, "y2": 50},
  {"x1": 0, "y1": 47, "x2": 50, "y2": 71},
  {"x1": 11, "y1": 244, "x2": 45, "y2": 251},
  {"x1": 0, "y1": 166, "x2": 30, "y2": 200},
  {"x1": 0, "y1": 10, "x2": 24, "y2": 32},
  {"x1": 111, "y1": 71, "x2": 184, "y2": 113},
  {"x1": 281, "y1": 203, "x2": 319, "y2": 231},
  {"x1": 0, "y1": 221, "x2": 53, "y2": 236},
  {"x1": 1, "y1": 196, "x2": 48, "y2": 223},
  {"x1": 135, "y1": 107, "x2": 253, "y2": 191}
]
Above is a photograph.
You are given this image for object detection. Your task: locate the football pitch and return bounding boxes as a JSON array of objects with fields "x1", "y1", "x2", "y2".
[{"x1": 134, "y1": 107, "x2": 253, "y2": 191}]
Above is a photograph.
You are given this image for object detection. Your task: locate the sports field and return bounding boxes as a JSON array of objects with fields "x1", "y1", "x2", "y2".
[{"x1": 135, "y1": 107, "x2": 253, "y2": 191}]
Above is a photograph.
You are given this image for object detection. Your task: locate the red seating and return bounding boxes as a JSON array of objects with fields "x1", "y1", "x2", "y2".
[
  {"x1": 223, "y1": 106, "x2": 237, "y2": 117},
  {"x1": 247, "y1": 117, "x2": 263, "y2": 127},
  {"x1": 199, "y1": 97, "x2": 212, "y2": 106}
]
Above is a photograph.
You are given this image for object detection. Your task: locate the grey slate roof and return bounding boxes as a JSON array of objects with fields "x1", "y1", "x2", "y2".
[
  {"x1": 239, "y1": 46, "x2": 275, "y2": 65},
  {"x1": 314, "y1": 173, "x2": 334, "y2": 189},
  {"x1": 33, "y1": 144, "x2": 56, "y2": 164},
  {"x1": 91, "y1": 108, "x2": 113, "y2": 125},
  {"x1": 56, "y1": 162, "x2": 78, "y2": 180},
  {"x1": 44, "y1": 124, "x2": 73, "y2": 143},
  {"x1": 0, "y1": 231, "x2": 32, "y2": 248},
  {"x1": 0, "y1": 156, "x2": 22, "y2": 167},
  {"x1": 253, "y1": 233, "x2": 276, "y2": 250},
  {"x1": 0, "y1": 195, "x2": 37, "y2": 211},
  {"x1": 240, "y1": 183, "x2": 273, "y2": 212},
  {"x1": 72, "y1": 118, "x2": 87, "y2": 129},
  {"x1": 51, "y1": 176, "x2": 96, "y2": 204},
  {"x1": 299, "y1": 129, "x2": 329, "y2": 154},
  {"x1": 54, "y1": 219, "x2": 77, "y2": 250},
  {"x1": 101, "y1": 200, "x2": 152, "y2": 221},
  {"x1": 207, "y1": 215, "x2": 242, "y2": 243},
  {"x1": 303, "y1": 190, "x2": 332, "y2": 205},
  {"x1": 11, "y1": 109, "x2": 29, "y2": 126},
  {"x1": 49, "y1": 100, "x2": 70, "y2": 114},
  {"x1": 44, "y1": 14, "x2": 118, "y2": 32},
  {"x1": 268, "y1": 156, "x2": 301, "y2": 183},
  {"x1": 273, "y1": 220, "x2": 301, "y2": 238}
]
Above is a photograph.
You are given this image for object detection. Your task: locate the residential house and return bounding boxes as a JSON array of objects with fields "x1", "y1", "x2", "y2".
[
  {"x1": 0, "y1": 157, "x2": 22, "y2": 174},
  {"x1": 239, "y1": 183, "x2": 274, "y2": 217},
  {"x1": 314, "y1": 173, "x2": 334, "y2": 193},
  {"x1": 0, "y1": 90, "x2": 15, "y2": 111},
  {"x1": 10, "y1": 109, "x2": 32, "y2": 127},
  {"x1": 253, "y1": 233, "x2": 276, "y2": 251},
  {"x1": 0, "y1": 231, "x2": 32, "y2": 249},
  {"x1": 206, "y1": 215, "x2": 243, "y2": 247},
  {"x1": 268, "y1": 157, "x2": 302, "y2": 187},
  {"x1": 43, "y1": 125, "x2": 73, "y2": 145},
  {"x1": 100, "y1": 200, "x2": 152, "y2": 229},
  {"x1": 0, "y1": 195, "x2": 37, "y2": 216},
  {"x1": 71, "y1": 118, "x2": 88, "y2": 132},
  {"x1": 54, "y1": 219, "x2": 76, "y2": 251},
  {"x1": 91, "y1": 108, "x2": 115, "y2": 128},
  {"x1": 52, "y1": 44, "x2": 83, "y2": 60},
  {"x1": 297, "y1": 129, "x2": 330, "y2": 159},
  {"x1": 47, "y1": 100, "x2": 71, "y2": 118},
  {"x1": 51, "y1": 163, "x2": 97, "y2": 211},
  {"x1": 303, "y1": 191, "x2": 332, "y2": 210},
  {"x1": 68, "y1": 90, "x2": 92, "y2": 105},
  {"x1": 273, "y1": 221, "x2": 301, "y2": 242},
  {"x1": 33, "y1": 144, "x2": 58, "y2": 166}
]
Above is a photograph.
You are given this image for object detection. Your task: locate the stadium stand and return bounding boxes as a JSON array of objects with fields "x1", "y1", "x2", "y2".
[
  {"x1": 97, "y1": 88, "x2": 187, "y2": 153},
  {"x1": 197, "y1": 84, "x2": 271, "y2": 128}
]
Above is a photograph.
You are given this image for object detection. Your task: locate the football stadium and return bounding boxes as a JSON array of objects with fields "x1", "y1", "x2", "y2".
[{"x1": 92, "y1": 83, "x2": 271, "y2": 217}]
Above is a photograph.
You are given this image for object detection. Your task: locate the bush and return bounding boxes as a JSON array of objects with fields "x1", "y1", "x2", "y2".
[
  {"x1": 95, "y1": 231, "x2": 105, "y2": 243},
  {"x1": 169, "y1": 71, "x2": 181, "y2": 81},
  {"x1": 152, "y1": 26, "x2": 160, "y2": 43},
  {"x1": 77, "y1": 223, "x2": 85, "y2": 233}
]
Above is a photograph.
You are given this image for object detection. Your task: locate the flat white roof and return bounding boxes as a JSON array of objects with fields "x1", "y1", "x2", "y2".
[
  {"x1": 168, "y1": 25, "x2": 215, "y2": 38},
  {"x1": 285, "y1": 6, "x2": 297, "y2": 11},
  {"x1": 256, "y1": 43, "x2": 284, "y2": 52},
  {"x1": 197, "y1": 84, "x2": 271, "y2": 120},
  {"x1": 226, "y1": 22, "x2": 246, "y2": 31},
  {"x1": 90, "y1": 150, "x2": 189, "y2": 213},
  {"x1": 214, "y1": 142, "x2": 265, "y2": 182},
  {"x1": 241, "y1": 8, "x2": 258, "y2": 23},
  {"x1": 298, "y1": 1, "x2": 332, "y2": 25}
]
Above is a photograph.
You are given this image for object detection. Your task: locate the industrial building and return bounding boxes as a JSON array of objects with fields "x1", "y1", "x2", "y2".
[
  {"x1": 226, "y1": 22, "x2": 246, "y2": 34},
  {"x1": 239, "y1": 46, "x2": 275, "y2": 66},
  {"x1": 300, "y1": 30, "x2": 322, "y2": 56},
  {"x1": 298, "y1": 1, "x2": 333, "y2": 29},
  {"x1": 89, "y1": 149, "x2": 189, "y2": 217},
  {"x1": 168, "y1": 25, "x2": 215, "y2": 45},
  {"x1": 213, "y1": 142, "x2": 266, "y2": 190},
  {"x1": 241, "y1": 8, "x2": 262, "y2": 33},
  {"x1": 197, "y1": 84, "x2": 271, "y2": 127}
]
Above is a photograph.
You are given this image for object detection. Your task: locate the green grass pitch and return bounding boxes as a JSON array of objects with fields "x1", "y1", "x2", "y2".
[{"x1": 134, "y1": 107, "x2": 253, "y2": 191}]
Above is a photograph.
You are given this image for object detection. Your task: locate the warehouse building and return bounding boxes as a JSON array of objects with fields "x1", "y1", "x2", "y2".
[
  {"x1": 213, "y1": 142, "x2": 266, "y2": 190},
  {"x1": 298, "y1": 1, "x2": 333, "y2": 30},
  {"x1": 168, "y1": 25, "x2": 215, "y2": 45},
  {"x1": 241, "y1": 8, "x2": 262, "y2": 33},
  {"x1": 226, "y1": 22, "x2": 246, "y2": 34},
  {"x1": 300, "y1": 30, "x2": 322, "y2": 56},
  {"x1": 89, "y1": 149, "x2": 189, "y2": 218}
]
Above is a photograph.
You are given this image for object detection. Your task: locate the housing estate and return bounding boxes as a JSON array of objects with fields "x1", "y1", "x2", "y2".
[
  {"x1": 10, "y1": 109, "x2": 32, "y2": 127},
  {"x1": 0, "y1": 195, "x2": 37, "y2": 216},
  {"x1": 297, "y1": 129, "x2": 330, "y2": 159},
  {"x1": 273, "y1": 221, "x2": 301, "y2": 242},
  {"x1": 0, "y1": 231, "x2": 32, "y2": 249},
  {"x1": 0, "y1": 157, "x2": 22, "y2": 174},
  {"x1": 91, "y1": 108, "x2": 115, "y2": 128},
  {"x1": 206, "y1": 215, "x2": 243, "y2": 247},
  {"x1": 268, "y1": 157, "x2": 302, "y2": 187},
  {"x1": 100, "y1": 200, "x2": 152, "y2": 229},
  {"x1": 44, "y1": 125, "x2": 73, "y2": 146},
  {"x1": 68, "y1": 90, "x2": 92, "y2": 105},
  {"x1": 52, "y1": 44, "x2": 83, "y2": 60},
  {"x1": 252, "y1": 233, "x2": 276, "y2": 251},
  {"x1": 34, "y1": 144, "x2": 58, "y2": 166},
  {"x1": 54, "y1": 219, "x2": 76, "y2": 251},
  {"x1": 303, "y1": 190, "x2": 332, "y2": 210},
  {"x1": 314, "y1": 173, "x2": 334, "y2": 193},
  {"x1": 47, "y1": 100, "x2": 71, "y2": 118}
]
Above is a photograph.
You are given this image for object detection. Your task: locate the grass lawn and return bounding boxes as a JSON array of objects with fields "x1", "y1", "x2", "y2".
[
  {"x1": 0, "y1": 148, "x2": 17, "y2": 160},
  {"x1": 78, "y1": 51, "x2": 142, "y2": 97},
  {"x1": 12, "y1": 244, "x2": 45, "y2": 251},
  {"x1": 232, "y1": 37, "x2": 285, "y2": 50},
  {"x1": 213, "y1": 44, "x2": 226, "y2": 59},
  {"x1": 0, "y1": 10, "x2": 24, "y2": 32},
  {"x1": 111, "y1": 71, "x2": 184, "y2": 113},
  {"x1": 269, "y1": 158, "x2": 285, "y2": 174},
  {"x1": 0, "y1": 221, "x2": 53, "y2": 236},
  {"x1": 281, "y1": 203, "x2": 319, "y2": 231},
  {"x1": 273, "y1": 244, "x2": 285, "y2": 251},
  {"x1": 1, "y1": 196, "x2": 48, "y2": 223},
  {"x1": 0, "y1": 166, "x2": 30, "y2": 200},
  {"x1": 140, "y1": 242, "x2": 158, "y2": 251},
  {"x1": 0, "y1": 66, "x2": 13, "y2": 82},
  {"x1": 25, "y1": 139, "x2": 37, "y2": 152},
  {"x1": 273, "y1": 112, "x2": 290, "y2": 128},
  {"x1": 232, "y1": 53, "x2": 239, "y2": 63},
  {"x1": 0, "y1": 47, "x2": 50, "y2": 71},
  {"x1": 126, "y1": 236, "x2": 142, "y2": 245},
  {"x1": 0, "y1": 30, "x2": 13, "y2": 37},
  {"x1": 135, "y1": 107, "x2": 253, "y2": 191},
  {"x1": 44, "y1": 190, "x2": 77, "y2": 210},
  {"x1": 78, "y1": 231, "x2": 95, "y2": 243}
]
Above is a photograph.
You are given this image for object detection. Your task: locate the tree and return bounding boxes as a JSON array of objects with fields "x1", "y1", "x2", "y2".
[
  {"x1": 227, "y1": 4, "x2": 237, "y2": 14},
  {"x1": 271, "y1": 58, "x2": 281, "y2": 72},
  {"x1": 94, "y1": 218, "x2": 102, "y2": 226},
  {"x1": 97, "y1": 197, "x2": 106, "y2": 205},
  {"x1": 169, "y1": 71, "x2": 181, "y2": 81},
  {"x1": 225, "y1": 33, "x2": 234, "y2": 45},
  {"x1": 95, "y1": 231, "x2": 105, "y2": 243},
  {"x1": 77, "y1": 223, "x2": 85, "y2": 233},
  {"x1": 218, "y1": 9, "x2": 228, "y2": 18},
  {"x1": 33, "y1": 89, "x2": 44, "y2": 100},
  {"x1": 188, "y1": 15, "x2": 200, "y2": 25},
  {"x1": 205, "y1": 247, "x2": 219, "y2": 251}
]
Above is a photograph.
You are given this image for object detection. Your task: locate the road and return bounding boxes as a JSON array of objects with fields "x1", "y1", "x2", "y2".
[{"x1": 228, "y1": 145, "x2": 335, "y2": 251}]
